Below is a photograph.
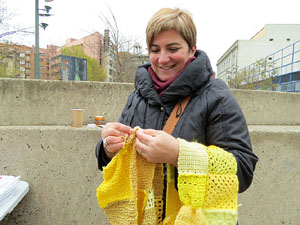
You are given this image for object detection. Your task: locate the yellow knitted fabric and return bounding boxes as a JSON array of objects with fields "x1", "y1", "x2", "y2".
[
  {"x1": 97, "y1": 127, "x2": 158, "y2": 225},
  {"x1": 96, "y1": 131, "x2": 239, "y2": 225},
  {"x1": 176, "y1": 139, "x2": 238, "y2": 224}
]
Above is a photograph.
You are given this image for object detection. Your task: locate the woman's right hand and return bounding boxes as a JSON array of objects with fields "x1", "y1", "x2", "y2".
[{"x1": 101, "y1": 122, "x2": 133, "y2": 158}]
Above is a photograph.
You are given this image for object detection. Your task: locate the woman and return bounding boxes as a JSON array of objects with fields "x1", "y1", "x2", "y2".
[{"x1": 96, "y1": 8, "x2": 258, "y2": 224}]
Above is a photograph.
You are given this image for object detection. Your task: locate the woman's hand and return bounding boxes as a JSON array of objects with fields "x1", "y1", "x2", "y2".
[
  {"x1": 135, "y1": 129, "x2": 179, "y2": 167},
  {"x1": 101, "y1": 122, "x2": 133, "y2": 158}
]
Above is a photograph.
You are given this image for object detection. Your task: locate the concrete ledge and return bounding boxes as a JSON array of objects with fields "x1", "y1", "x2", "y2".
[
  {"x1": 0, "y1": 126, "x2": 108, "y2": 225},
  {"x1": 239, "y1": 125, "x2": 300, "y2": 224},
  {"x1": 0, "y1": 125, "x2": 300, "y2": 224},
  {"x1": 0, "y1": 78, "x2": 133, "y2": 126},
  {"x1": 233, "y1": 89, "x2": 300, "y2": 125},
  {"x1": 1, "y1": 78, "x2": 300, "y2": 126}
]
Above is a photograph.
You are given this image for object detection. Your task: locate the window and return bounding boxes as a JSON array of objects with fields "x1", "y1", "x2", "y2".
[
  {"x1": 26, "y1": 62, "x2": 30, "y2": 67},
  {"x1": 20, "y1": 67, "x2": 25, "y2": 71},
  {"x1": 20, "y1": 53, "x2": 25, "y2": 57},
  {"x1": 26, "y1": 56, "x2": 30, "y2": 61},
  {"x1": 20, "y1": 60, "x2": 25, "y2": 65}
]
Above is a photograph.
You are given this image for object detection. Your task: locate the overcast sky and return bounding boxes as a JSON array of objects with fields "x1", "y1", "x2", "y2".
[{"x1": 2, "y1": 0, "x2": 300, "y2": 72}]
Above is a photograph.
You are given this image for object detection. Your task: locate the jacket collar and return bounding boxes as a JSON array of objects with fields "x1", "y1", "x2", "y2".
[{"x1": 134, "y1": 50, "x2": 212, "y2": 105}]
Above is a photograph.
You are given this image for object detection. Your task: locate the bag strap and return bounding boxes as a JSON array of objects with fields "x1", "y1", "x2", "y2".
[{"x1": 163, "y1": 95, "x2": 191, "y2": 135}]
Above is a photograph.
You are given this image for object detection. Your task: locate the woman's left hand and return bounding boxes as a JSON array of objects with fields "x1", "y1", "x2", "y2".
[{"x1": 135, "y1": 129, "x2": 179, "y2": 167}]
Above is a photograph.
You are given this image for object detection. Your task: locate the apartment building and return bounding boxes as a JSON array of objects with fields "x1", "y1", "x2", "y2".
[
  {"x1": 61, "y1": 32, "x2": 103, "y2": 66},
  {"x1": 58, "y1": 31, "x2": 115, "y2": 81},
  {"x1": 217, "y1": 24, "x2": 300, "y2": 84},
  {"x1": 1, "y1": 30, "x2": 147, "y2": 82},
  {"x1": 0, "y1": 43, "x2": 32, "y2": 78},
  {"x1": 30, "y1": 45, "x2": 60, "y2": 80}
]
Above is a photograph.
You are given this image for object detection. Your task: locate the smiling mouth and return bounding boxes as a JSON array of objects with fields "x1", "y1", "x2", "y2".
[{"x1": 159, "y1": 65, "x2": 175, "y2": 70}]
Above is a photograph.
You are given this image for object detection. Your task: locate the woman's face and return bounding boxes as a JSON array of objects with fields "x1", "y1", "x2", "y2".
[{"x1": 149, "y1": 29, "x2": 196, "y2": 81}]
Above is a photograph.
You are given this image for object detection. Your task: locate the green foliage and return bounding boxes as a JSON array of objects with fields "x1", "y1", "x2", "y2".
[
  {"x1": 0, "y1": 43, "x2": 10, "y2": 78},
  {"x1": 0, "y1": 43, "x2": 21, "y2": 78},
  {"x1": 61, "y1": 46, "x2": 106, "y2": 81},
  {"x1": 228, "y1": 58, "x2": 278, "y2": 91},
  {"x1": 0, "y1": 64, "x2": 5, "y2": 77}
]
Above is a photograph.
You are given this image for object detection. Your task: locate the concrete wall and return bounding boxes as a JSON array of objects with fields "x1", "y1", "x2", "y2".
[
  {"x1": 0, "y1": 78, "x2": 133, "y2": 126},
  {"x1": 1, "y1": 78, "x2": 300, "y2": 224},
  {"x1": 0, "y1": 126, "x2": 108, "y2": 225},
  {"x1": 1, "y1": 78, "x2": 300, "y2": 126},
  {"x1": 239, "y1": 125, "x2": 300, "y2": 224}
]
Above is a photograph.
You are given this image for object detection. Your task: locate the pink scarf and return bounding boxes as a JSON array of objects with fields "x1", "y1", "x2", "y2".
[{"x1": 148, "y1": 57, "x2": 196, "y2": 96}]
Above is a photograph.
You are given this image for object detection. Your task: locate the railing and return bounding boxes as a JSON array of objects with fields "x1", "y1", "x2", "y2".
[{"x1": 239, "y1": 40, "x2": 300, "y2": 92}]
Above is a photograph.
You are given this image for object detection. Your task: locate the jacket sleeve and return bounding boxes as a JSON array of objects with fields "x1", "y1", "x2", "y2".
[
  {"x1": 95, "y1": 92, "x2": 136, "y2": 171},
  {"x1": 205, "y1": 79, "x2": 258, "y2": 193}
]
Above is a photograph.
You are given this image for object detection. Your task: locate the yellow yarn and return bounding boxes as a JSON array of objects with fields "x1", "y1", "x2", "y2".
[
  {"x1": 177, "y1": 139, "x2": 239, "y2": 224},
  {"x1": 96, "y1": 130, "x2": 239, "y2": 225},
  {"x1": 97, "y1": 127, "x2": 157, "y2": 225}
]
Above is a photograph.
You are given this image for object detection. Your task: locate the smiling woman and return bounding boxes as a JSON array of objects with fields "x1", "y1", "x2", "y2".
[{"x1": 95, "y1": 7, "x2": 258, "y2": 225}]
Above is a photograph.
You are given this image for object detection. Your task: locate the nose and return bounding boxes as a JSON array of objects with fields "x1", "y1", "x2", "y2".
[{"x1": 158, "y1": 50, "x2": 170, "y2": 64}]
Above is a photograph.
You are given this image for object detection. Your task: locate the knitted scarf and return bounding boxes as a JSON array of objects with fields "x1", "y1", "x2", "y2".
[
  {"x1": 96, "y1": 128, "x2": 239, "y2": 224},
  {"x1": 148, "y1": 56, "x2": 196, "y2": 96}
]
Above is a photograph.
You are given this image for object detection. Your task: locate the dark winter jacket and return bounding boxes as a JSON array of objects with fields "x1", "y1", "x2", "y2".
[{"x1": 95, "y1": 50, "x2": 258, "y2": 193}]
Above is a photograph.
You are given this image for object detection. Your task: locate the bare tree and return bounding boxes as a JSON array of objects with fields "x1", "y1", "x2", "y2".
[
  {"x1": 99, "y1": 6, "x2": 147, "y2": 83},
  {"x1": 0, "y1": 0, "x2": 33, "y2": 40},
  {"x1": 0, "y1": 0, "x2": 34, "y2": 78}
]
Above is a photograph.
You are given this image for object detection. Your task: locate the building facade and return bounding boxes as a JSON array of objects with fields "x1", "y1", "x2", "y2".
[
  {"x1": 101, "y1": 29, "x2": 115, "y2": 82},
  {"x1": 0, "y1": 43, "x2": 32, "y2": 78},
  {"x1": 217, "y1": 24, "x2": 300, "y2": 84},
  {"x1": 59, "y1": 30, "x2": 115, "y2": 82},
  {"x1": 1, "y1": 30, "x2": 148, "y2": 82},
  {"x1": 31, "y1": 45, "x2": 60, "y2": 80},
  {"x1": 62, "y1": 32, "x2": 104, "y2": 66}
]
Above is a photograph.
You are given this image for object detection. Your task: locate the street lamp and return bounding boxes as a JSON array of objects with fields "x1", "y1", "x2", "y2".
[{"x1": 34, "y1": 0, "x2": 54, "y2": 79}]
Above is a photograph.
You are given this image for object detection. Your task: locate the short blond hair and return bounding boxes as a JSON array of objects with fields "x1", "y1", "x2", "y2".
[{"x1": 146, "y1": 8, "x2": 197, "y2": 52}]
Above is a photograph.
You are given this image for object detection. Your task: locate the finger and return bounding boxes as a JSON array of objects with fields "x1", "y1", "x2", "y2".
[
  {"x1": 106, "y1": 142, "x2": 124, "y2": 153},
  {"x1": 102, "y1": 127, "x2": 129, "y2": 139},
  {"x1": 110, "y1": 123, "x2": 133, "y2": 134},
  {"x1": 135, "y1": 134, "x2": 153, "y2": 153},
  {"x1": 138, "y1": 129, "x2": 160, "y2": 137},
  {"x1": 136, "y1": 129, "x2": 156, "y2": 144},
  {"x1": 105, "y1": 136, "x2": 125, "y2": 146},
  {"x1": 135, "y1": 139, "x2": 148, "y2": 156}
]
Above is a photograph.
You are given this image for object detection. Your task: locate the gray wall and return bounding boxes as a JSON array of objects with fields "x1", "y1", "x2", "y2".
[
  {"x1": 0, "y1": 79, "x2": 133, "y2": 126},
  {"x1": 0, "y1": 126, "x2": 108, "y2": 225},
  {"x1": 1, "y1": 78, "x2": 300, "y2": 224},
  {"x1": 1, "y1": 78, "x2": 300, "y2": 126}
]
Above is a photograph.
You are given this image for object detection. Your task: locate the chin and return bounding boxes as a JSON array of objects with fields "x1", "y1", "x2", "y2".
[
  {"x1": 158, "y1": 76, "x2": 171, "y2": 82},
  {"x1": 157, "y1": 74, "x2": 176, "y2": 82}
]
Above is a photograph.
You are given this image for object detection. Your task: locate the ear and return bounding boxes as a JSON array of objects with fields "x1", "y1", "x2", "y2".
[{"x1": 191, "y1": 45, "x2": 197, "y2": 55}]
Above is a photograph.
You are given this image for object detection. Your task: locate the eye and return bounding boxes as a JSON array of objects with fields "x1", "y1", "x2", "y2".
[
  {"x1": 150, "y1": 48, "x2": 160, "y2": 53},
  {"x1": 169, "y1": 48, "x2": 179, "y2": 53}
]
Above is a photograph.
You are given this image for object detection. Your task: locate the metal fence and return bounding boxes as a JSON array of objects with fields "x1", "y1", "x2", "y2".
[{"x1": 240, "y1": 40, "x2": 300, "y2": 92}]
